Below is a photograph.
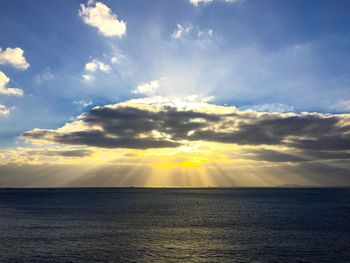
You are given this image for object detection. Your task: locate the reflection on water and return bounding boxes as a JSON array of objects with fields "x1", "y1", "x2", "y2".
[{"x1": 0, "y1": 188, "x2": 349, "y2": 262}]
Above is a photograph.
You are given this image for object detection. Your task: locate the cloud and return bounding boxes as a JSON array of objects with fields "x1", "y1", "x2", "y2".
[
  {"x1": 82, "y1": 59, "x2": 111, "y2": 83},
  {"x1": 73, "y1": 100, "x2": 93, "y2": 107},
  {"x1": 189, "y1": 0, "x2": 241, "y2": 6},
  {"x1": 23, "y1": 128, "x2": 180, "y2": 149},
  {"x1": 172, "y1": 23, "x2": 213, "y2": 41},
  {"x1": 22, "y1": 99, "x2": 350, "y2": 153},
  {"x1": 189, "y1": 112, "x2": 350, "y2": 151},
  {"x1": 82, "y1": 74, "x2": 94, "y2": 82},
  {"x1": 0, "y1": 71, "x2": 23, "y2": 96},
  {"x1": 110, "y1": 48, "x2": 125, "y2": 64},
  {"x1": 0, "y1": 104, "x2": 10, "y2": 117},
  {"x1": 172, "y1": 24, "x2": 193, "y2": 40},
  {"x1": 190, "y1": 0, "x2": 212, "y2": 6},
  {"x1": 0, "y1": 47, "x2": 29, "y2": 70},
  {"x1": 79, "y1": 1, "x2": 126, "y2": 38},
  {"x1": 29, "y1": 149, "x2": 93, "y2": 158},
  {"x1": 132, "y1": 80, "x2": 161, "y2": 95},
  {"x1": 331, "y1": 99, "x2": 350, "y2": 112},
  {"x1": 85, "y1": 59, "x2": 111, "y2": 73},
  {"x1": 241, "y1": 103, "x2": 295, "y2": 113},
  {"x1": 35, "y1": 68, "x2": 54, "y2": 83},
  {"x1": 244, "y1": 148, "x2": 350, "y2": 163},
  {"x1": 111, "y1": 55, "x2": 122, "y2": 64}
]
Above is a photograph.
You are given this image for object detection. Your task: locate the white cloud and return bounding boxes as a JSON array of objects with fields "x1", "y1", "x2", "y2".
[
  {"x1": 85, "y1": 59, "x2": 111, "y2": 73},
  {"x1": 111, "y1": 57, "x2": 119, "y2": 64},
  {"x1": 35, "y1": 68, "x2": 54, "y2": 83},
  {"x1": 172, "y1": 23, "x2": 214, "y2": 42},
  {"x1": 82, "y1": 74, "x2": 94, "y2": 82},
  {"x1": 0, "y1": 71, "x2": 23, "y2": 96},
  {"x1": 0, "y1": 104, "x2": 11, "y2": 117},
  {"x1": 189, "y1": 0, "x2": 241, "y2": 6},
  {"x1": 172, "y1": 24, "x2": 193, "y2": 39},
  {"x1": 85, "y1": 62, "x2": 97, "y2": 72},
  {"x1": 331, "y1": 100, "x2": 350, "y2": 112},
  {"x1": 132, "y1": 80, "x2": 161, "y2": 95},
  {"x1": 73, "y1": 100, "x2": 93, "y2": 107},
  {"x1": 190, "y1": 0, "x2": 213, "y2": 5},
  {"x1": 0, "y1": 47, "x2": 29, "y2": 70},
  {"x1": 111, "y1": 55, "x2": 123, "y2": 64},
  {"x1": 242, "y1": 103, "x2": 295, "y2": 113},
  {"x1": 79, "y1": 1, "x2": 126, "y2": 38},
  {"x1": 198, "y1": 29, "x2": 213, "y2": 39},
  {"x1": 109, "y1": 46, "x2": 125, "y2": 64}
]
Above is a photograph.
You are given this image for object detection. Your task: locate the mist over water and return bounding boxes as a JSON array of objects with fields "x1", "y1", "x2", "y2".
[{"x1": 1, "y1": 188, "x2": 349, "y2": 262}]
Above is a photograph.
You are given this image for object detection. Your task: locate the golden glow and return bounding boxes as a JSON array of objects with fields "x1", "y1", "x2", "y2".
[{"x1": 0, "y1": 140, "x2": 318, "y2": 187}]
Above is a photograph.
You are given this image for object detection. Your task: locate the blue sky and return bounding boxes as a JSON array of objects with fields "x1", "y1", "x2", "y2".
[{"x1": 1, "y1": 0, "x2": 350, "y2": 147}]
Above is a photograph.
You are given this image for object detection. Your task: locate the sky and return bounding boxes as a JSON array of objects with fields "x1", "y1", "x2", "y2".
[{"x1": 0, "y1": 0, "x2": 350, "y2": 187}]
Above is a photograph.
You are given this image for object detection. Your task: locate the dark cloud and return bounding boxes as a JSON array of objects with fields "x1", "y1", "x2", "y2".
[
  {"x1": 22, "y1": 103, "x2": 350, "y2": 153},
  {"x1": 84, "y1": 106, "x2": 220, "y2": 139},
  {"x1": 288, "y1": 136, "x2": 350, "y2": 151},
  {"x1": 244, "y1": 148, "x2": 350, "y2": 163},
  {"x1": 23, "y1": 129, "x2": 180, "y2": 149},
  {"x1": 189, "y1": 114, "x2": 349, "y2": 148},
  {"x1": 30, "y1": 149, "x2": 93, "y2": 157}
]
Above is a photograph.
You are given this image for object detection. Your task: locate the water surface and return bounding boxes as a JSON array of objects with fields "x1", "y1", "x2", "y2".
[{"x1": 0, "y1": 188, "x2": 349, "y2": 262}]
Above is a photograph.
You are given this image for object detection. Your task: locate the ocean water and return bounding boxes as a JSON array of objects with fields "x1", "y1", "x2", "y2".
[{"x1": 0, "y1": 188, "x2": 349, "y2": 262}]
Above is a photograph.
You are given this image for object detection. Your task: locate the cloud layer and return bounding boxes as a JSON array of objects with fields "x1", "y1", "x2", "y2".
[{"x1": 22, "y1": 99, "x2": 350, "y2": 153}]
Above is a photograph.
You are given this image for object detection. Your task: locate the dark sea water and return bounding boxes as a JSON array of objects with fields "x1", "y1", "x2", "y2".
[{"x1": 0, "y1": 188, "x2": 349, "y2": 262}]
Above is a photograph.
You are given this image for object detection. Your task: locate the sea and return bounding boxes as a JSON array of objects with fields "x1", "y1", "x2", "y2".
[{"x1": 0, "y1": 188, "x2": 349, "y2": 262}]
